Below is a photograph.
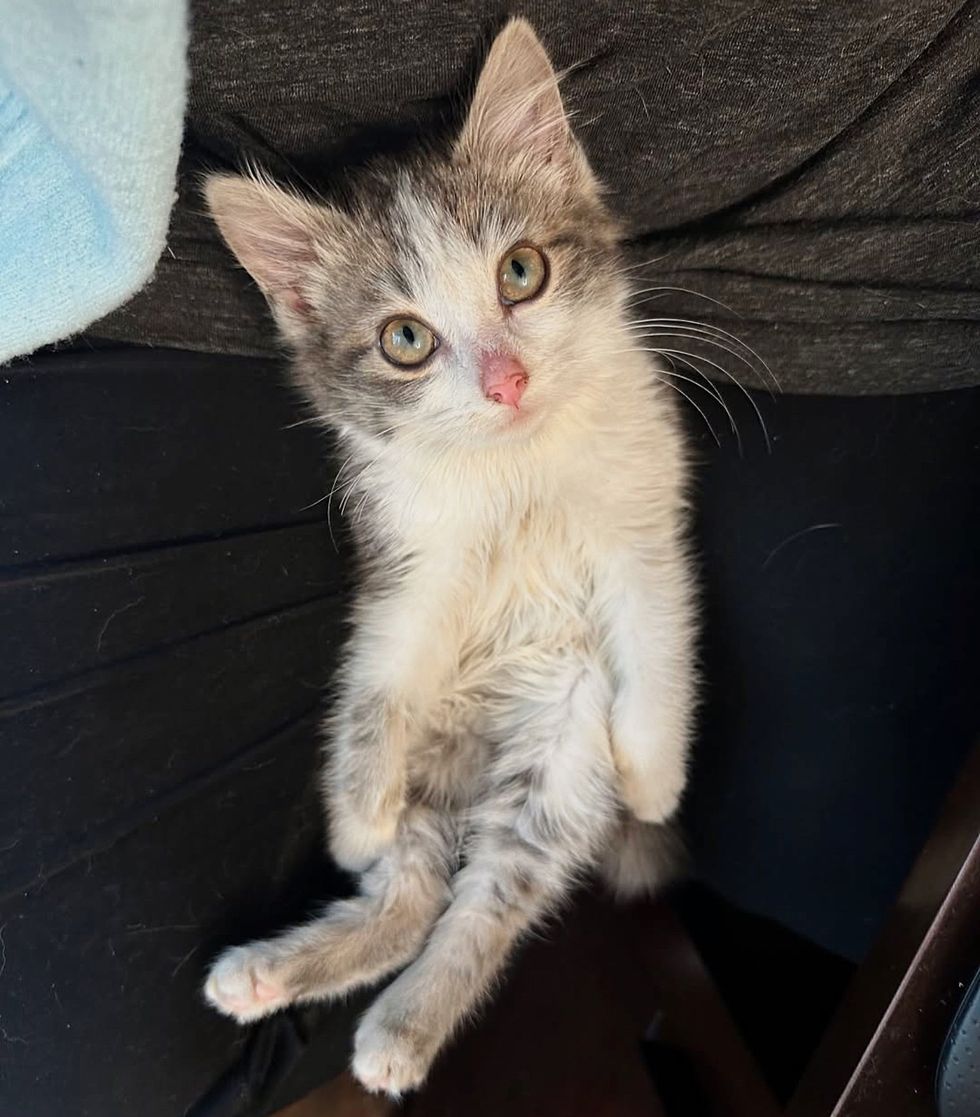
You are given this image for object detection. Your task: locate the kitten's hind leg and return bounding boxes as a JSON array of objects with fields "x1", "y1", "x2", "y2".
[
  {"x1": 204, "y1": 805, "x2": 456, "y2": 1023},
  {"x1": 352, "y1": 666, "x2": 619, "y2": 1095}
]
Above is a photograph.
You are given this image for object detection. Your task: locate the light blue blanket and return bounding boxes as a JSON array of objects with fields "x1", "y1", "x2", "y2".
[{"x1": 0, "y1": 1, "x2": 187, "y2": 363}]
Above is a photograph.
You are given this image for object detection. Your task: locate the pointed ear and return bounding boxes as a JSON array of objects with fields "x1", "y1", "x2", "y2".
[
  {"x1": 456, "y1": 19, "x2": 586, "y2": 177},
  {"x1": 205, "y1": 172, "x2": 340, "y2": 336}
]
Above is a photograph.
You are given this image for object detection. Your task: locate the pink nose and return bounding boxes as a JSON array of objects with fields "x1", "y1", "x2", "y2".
[{"x1": 481, "y1": 354, "x2": 528, "y2": 409}]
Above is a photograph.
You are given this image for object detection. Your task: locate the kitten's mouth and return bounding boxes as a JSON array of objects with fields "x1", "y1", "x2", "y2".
[{"x1": 489, "y1": 393, "x2": 545, "y2": 438}]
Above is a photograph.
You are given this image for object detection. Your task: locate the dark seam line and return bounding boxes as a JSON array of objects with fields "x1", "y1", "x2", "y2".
[
  {"x1": 0, "y1": 591, "x2": 348, "y2": 717},
  {"x1": 0, "y1": 511, "x2": 349, "y2": 580},
  {"x1": 0, "y1": 518, "x2": 344, "y2": 590},
  {"x1": 640, "y1": 267, "x2": 980, "y2": 297},
  {"x1": 0, "y1": 347, "x2": 288, "y2": 377},
  {"x1": 637, "y1": 213, "x2": 980, "y2": 235},
  {"x1": 627, "y1": 313, "x2": 980, "y2": 329},
  {"x1": 0, "y1": 709, "x2": 322, "y2": 907}
]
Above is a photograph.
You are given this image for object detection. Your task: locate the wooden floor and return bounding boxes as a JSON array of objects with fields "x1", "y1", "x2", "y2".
[
  {"x1": 272, "y1": 893, "x2": 776, "y2": 1117},
  {"x1": 274, "y1": 1073, "x2": 392, "y2": 1117}
]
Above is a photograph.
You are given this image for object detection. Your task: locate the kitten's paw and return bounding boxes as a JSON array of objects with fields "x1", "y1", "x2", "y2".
[
  {"x1": 611, "y1": 704, "x2": 689, "y2": 824},
  {"x1": 352, "y1": 1012, "x2": 432, "y2": 1097},
  {"x1": 204, "y1": 943, "x2": 290, "y2": 1024},
  {"x1": 618, "y1": 761, "x2": 686, "y2": 824},
  {"x1": 328, "y1": 801, "x2": 401, "y2": 873}
]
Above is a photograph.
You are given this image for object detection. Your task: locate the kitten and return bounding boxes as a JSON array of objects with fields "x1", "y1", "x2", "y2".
[{"x1": 201, "y1": 18, "x2": 696, "y2": 1097}]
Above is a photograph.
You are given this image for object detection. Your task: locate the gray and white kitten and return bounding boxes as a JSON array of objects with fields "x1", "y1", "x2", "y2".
[{"x1": 202, "y1": 18, "x2": 696, "y2": 1097}]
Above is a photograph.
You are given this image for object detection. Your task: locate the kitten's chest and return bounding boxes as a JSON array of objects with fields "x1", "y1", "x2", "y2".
[{"x1": 457, "y1": 503, "x2": 597, "y2": 652}]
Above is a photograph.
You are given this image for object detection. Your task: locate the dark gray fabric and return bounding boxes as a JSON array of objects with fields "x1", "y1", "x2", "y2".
[{"x1": 89, "y1": 0, "x2": 980, "y2": 394}]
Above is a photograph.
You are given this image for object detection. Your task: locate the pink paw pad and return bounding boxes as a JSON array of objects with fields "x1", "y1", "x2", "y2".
[{"x1": 203, "y1": 945, "x2": 290, "y2": 1023}]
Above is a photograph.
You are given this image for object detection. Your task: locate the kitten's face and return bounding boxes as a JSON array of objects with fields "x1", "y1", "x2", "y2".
[
  {"x1": 208, "y1": 19, "x2": 622, "y2": 449},
  {"x1": 294, "y1": 158, "x2": 622, "y2": 446}
]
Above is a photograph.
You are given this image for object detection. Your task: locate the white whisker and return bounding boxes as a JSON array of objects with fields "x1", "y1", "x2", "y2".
[
  {"x1": 626, "y1": 317, "x2": 780, "y2": 393},
  {"x1": 626, "y1": 327, "x2": 762, "y2": 384},
  {"x1": 631, "y1": 345, "x2": 771, "y2": 453},
  {"x1": 281, "y1": 413, "x2": 326, "y2": 430},
  {"x1": 658, "y1": 356, "x2": 742, "y2": 450},
  {"x1": 625, "y1": 284, "x2": 742, "y2": 317},
  {"x1": 652, "y1": 366, "x2": 721, "y2": 446},
  {"x1": 620, "y1": 251, "x2": 674, "y2": 272}
]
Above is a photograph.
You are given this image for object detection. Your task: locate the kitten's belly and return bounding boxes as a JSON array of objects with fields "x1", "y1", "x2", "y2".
[{"x1": 434, "y1": 524, "x2": 604, "y2": 740}]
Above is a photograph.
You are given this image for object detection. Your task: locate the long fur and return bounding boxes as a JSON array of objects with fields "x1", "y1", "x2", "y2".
[{"x1": 201, "y1": 17, "x2": 697, "y2": 1097}]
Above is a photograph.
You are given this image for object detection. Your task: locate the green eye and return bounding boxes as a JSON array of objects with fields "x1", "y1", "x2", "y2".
[
  {"x1": 498, "y1": 244, "x2": 547, "y2": 304},
  {"x1": 379, "y1": 317, "x2": 438, "y2": 368}
]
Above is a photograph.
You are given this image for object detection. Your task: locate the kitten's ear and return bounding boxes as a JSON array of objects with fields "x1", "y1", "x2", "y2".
[
  {"x1": 457, "y1": 19, "x2": 589, "y2": 182},
  {"x1": 205, "y1": 172, "x2": 339, "y2": 337}
]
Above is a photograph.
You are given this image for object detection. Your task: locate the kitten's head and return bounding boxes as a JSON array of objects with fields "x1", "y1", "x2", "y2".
[{"x1": 206, "y1": 19, "x2": 624, "y2": 449}]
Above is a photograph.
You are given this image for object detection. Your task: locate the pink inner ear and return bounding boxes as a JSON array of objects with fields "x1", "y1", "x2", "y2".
[{"x1": 284, "y1": 289, "x2": 312, "y2": 316}]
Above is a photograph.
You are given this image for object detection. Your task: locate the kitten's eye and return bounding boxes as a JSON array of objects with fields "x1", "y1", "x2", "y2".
[
  {"x1": 379, "y1": 317, "x2": 438, "y2": 368},
  {"x1": 498, "y1": 245, "x2": 547, "y2": 304}
]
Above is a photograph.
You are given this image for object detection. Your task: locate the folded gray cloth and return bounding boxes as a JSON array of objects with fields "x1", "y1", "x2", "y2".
[{"x1": 88, "y1": 0, "x2": 980, "y2": 395}]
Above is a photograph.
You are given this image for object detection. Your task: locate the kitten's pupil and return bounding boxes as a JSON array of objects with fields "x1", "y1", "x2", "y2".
[
  {"x1": 403, "y1": 325, "x2": 416, "y2": 345},
  {"x1": 511, "y1": 258, "x2": 526, "y2": 283}
]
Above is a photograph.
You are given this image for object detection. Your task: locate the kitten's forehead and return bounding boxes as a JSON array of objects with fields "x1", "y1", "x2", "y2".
[
  {"x1": 384, "y1": 174, "x2": 517, "y2": 305},
  {"x1": 350, "y1": 160, "x2": 586, "y2": 312}
]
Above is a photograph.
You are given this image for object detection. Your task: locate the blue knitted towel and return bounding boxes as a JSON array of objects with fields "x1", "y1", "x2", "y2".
[{"x1": 0, "y1": 1, "x2": 187, "y2": 363}]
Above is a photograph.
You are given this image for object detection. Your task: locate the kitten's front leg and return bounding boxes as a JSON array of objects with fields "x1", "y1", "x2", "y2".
[
  {"x1": 324, "y1": 687, "x2": 413, "y2": 872},
  {"x1": 324, "y1": 579, "x2": 455, "y2": 871},
  {"x1": 599, "y1": 544, "x2": 697, "y2": 824}
]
